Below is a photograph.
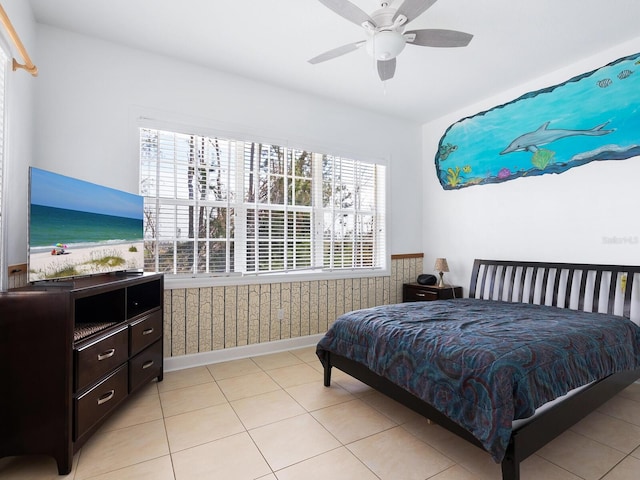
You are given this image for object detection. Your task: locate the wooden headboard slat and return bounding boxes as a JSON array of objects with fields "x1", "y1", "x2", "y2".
[
  {"x1": 577, "y1": 270, "x2": 588, "y2": 312},
  {"x1": 528, "y1": 267, "x2": 538, "y2": 304},
  {"x1": 607, "y1": 274, "x2": 617, "y2": 314},
  {"x1": 624, "y1": 272, "x2": 634, "y2": 318},
  {"x1": 470, "y1": 260, "x2": 640, "y2": 320},
  {"x1": 592, "y1": 270, "x2": 603, "y2": 313}
]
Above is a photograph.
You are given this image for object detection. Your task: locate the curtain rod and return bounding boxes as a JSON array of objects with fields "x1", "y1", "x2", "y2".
[{"x1": 0, "y1": 3, "x2": 37, "y2": 76}]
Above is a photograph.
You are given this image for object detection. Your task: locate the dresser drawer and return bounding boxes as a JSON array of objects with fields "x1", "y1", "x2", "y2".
[
  {"x1": 129, "y1": 340, "x2": 163, "y2": 393},
  {"x1": 403, "y1": 285, "x2": 439, "y2": 302},
  {"x1": 75, "y1": 325, "x2": 128, "y2": 391},
  {"x1": 75, "y1": 365, "x2": 128, "y2": 440},
  {"x1": 129, "y1": 310, "x2": 162, "y2": 356}
]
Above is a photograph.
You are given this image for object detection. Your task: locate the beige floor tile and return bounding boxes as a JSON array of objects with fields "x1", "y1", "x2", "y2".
[
  {"x1": 172, "y1": 432, "x2": 271, "y2": 480},
  {"x1": 311, "y1": 398, "x2": 397, "y2": 444},
  {"x1": 361, "y1": 390, "x2": 425, "y2": 425},
  {"x1": 99, "y1": 390, "x2": 163, "y2": 431},
  {"x1": 598, "y1": 396, "x2": 640, "y2": 427},
  {"x1": 231, "y1": 389, "x2": 306, "y2": 429},
  {"x1": 160, "y1": 381, "x2": 227, "y2": 417},
  {"x1": 520, "y1": 454, "x2": 583, "y2": 480},
  {"x1": 249, "y1": 413, "x2": 340, "y2": 471},
  {"x1": 286, "y1": 380, "x2": 354, "y2": 411},
  {"x1": 290, "y1": 346, "x2": 320, "y2": 363},
  {"x1": 402, "y1": 418, "x2": 482, "y2": 465},
  {"x1": 164, "y1": 403, "x2": 244, "y2": 452},
  {"x1": 601, "y1": 455, "x2": 640, "y2": 480},
  {"x1": 347, "y1": 426, "x2": 455, "y2": 480},
  {"x1": 158, "y1": 366, "x2": 214, "y2": 393},
  {"x1": 74, "y1": 419, "x2": 169, "y2": 480},
  {"x1": 428, "y1": 464, "x2": 483, "y2": 480},
  {"x1": 276, "y1": 446, "x2": 378, "y2": 480},
  {"x1": 537, "y1": 430, "x2": 626, "y2": 480},
  {"x1": 266, "y1": 362, "x2": 322, "y2": 388},
  {"x1": 256, "y1": 475, "x2": 277, "y2": 480},
  {"x1": 205, "y1": 357, "x2": 261, "y2": 380},
  {"x1": 618, "y1": 382, "x2": 640, "y2": 403},
  {"x1": 571, "y1": 410, "x2": 640, "y2": 453},
  {"x1": 331, "y1": 369, "x2": 373, "y2": 395},
  {"x1": 251, "y1": 351, "x2": 302, "y2": 370},
  {"x1": 632, "y1": 445, "x2": 640, "y2": 459},
  {"x1": 80, "y1": 455, "x2": 175, "y2": 480},
  {"x1": 217, "y1": 371, "x2": 281, "y2": 401}
]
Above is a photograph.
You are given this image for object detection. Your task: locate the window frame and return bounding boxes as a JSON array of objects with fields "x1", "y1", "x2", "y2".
[
  {"x1": 0, "y1": 42, "x2": 9, "y2": 292},
  {"x1": 138, "y1": 121, "x2": 390, "y2": 288}
]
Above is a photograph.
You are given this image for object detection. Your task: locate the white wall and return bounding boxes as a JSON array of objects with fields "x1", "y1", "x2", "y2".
[
  {"x1": 6, "y1": 25, "x2": 423, "y2": 267},
  {"x1": 2, "y1": 0, "x2": 36, "y2": 278},
  {"x1": 422, "y1": 37, "x2": 640, "y2": 292}
]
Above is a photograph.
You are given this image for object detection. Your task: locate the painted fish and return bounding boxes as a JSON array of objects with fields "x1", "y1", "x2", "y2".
[
  {"x1": 617, "y1": 69, "x2": 633, "y2": 80},
  {"x1": 597, "y1": 78, "x2": 612, "y2": 88}
]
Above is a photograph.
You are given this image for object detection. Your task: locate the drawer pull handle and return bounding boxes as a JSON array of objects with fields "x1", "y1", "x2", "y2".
[
  {"x1": 97, "y1": 349, "x2": 116, "y2": 361},
  {"x1": 415, "y1": 293, "x2": 426, "y2": 297},
  {"x1": 142, "y1": 328, "x2": 154, "y2": 336},
  {"x1": 142, "y1": 360, "x2": 154, "y2": 369},
  {"x1": 97, "y1": 389, "x2": 115, "y2": 405}
]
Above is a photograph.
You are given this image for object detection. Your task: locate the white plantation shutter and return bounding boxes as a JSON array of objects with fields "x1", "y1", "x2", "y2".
[{"x1": 140, "y1": 127, "x2": 386, "y2": 278}]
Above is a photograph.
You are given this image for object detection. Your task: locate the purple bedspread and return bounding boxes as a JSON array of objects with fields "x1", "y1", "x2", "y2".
[{"x1": 316, "y1": 298, "x2": 640, "y2": 462}]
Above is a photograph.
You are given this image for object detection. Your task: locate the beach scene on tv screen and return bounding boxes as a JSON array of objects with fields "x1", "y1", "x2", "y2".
[{"x1": 29, "y1": 168, "x2": 144, "y2": 282}]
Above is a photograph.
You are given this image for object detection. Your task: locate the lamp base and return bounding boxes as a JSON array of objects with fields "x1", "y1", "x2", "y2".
[{"x1": 438, "y1": 272, "x2": 445, "y2": 288}]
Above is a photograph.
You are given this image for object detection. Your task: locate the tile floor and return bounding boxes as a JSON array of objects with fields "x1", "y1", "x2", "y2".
[{"x1": 1, "y1": 347, "x2": 640, "y2": 480}]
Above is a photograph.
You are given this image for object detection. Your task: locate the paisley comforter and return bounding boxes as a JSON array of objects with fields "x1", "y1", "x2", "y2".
[{"x1": 316, "y1": 298, "x2": 640, "y2": 462}]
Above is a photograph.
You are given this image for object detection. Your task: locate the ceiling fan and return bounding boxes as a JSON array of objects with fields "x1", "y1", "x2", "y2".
[{"x1": 309, "y1": 0, "x2": 473, "y2": 81}]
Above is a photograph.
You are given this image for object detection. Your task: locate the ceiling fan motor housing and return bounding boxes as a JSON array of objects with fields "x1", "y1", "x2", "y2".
[{"x1": 365, "y1": 6, "x2": 407, "y2": 60}]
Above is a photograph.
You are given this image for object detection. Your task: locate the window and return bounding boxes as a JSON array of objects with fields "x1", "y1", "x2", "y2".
[
  {"x1": 0, "y1": 46, "x2": 8, "y2": 291},
  {"x1": 139, "y1": 128, "x2": 386, "y2": 278}
]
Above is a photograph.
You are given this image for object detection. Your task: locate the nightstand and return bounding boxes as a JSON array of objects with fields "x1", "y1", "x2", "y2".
[{"x1": 403, "y1": 283, "x2": 463, "y2": 302}]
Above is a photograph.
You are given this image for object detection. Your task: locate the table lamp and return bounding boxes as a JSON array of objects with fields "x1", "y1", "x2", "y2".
[{"x1": 434, "y1": 258, "x2": 449, "y2": 288}]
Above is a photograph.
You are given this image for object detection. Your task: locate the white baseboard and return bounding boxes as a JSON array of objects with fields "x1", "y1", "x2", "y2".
[{"x1": 164, "y1": 334, "x2": 325, "y2": 372}]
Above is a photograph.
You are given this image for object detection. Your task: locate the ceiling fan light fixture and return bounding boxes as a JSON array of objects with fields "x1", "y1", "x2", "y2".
[{"x1": 365, "y1": 30, "x2": 406, "y2": 61}]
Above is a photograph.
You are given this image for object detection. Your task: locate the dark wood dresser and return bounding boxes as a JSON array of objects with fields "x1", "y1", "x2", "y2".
[{"x1": 0, "y1": 272, "x2": 164, "y2": 474}]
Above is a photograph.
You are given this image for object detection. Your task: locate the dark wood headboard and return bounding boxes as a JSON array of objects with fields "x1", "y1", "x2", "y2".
[{"x1": 469, "y1": 259, "x2": 640, "y2": 319}]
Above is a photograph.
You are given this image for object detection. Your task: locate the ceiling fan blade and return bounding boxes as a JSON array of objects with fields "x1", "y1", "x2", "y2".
[
  {"x1": 308, "y1": 41, "x2": 365, "y2": 64},
  {"x1": 377, "y1": 58, "x2": 396, "y2": 81},
  {"x1": 393, "y1": 0, "x2": 438, "y2": 23},
  {"x1": 318, "y1": 0, "x2": 376, "y2": 27},
  {"x1": 406, "y1": 29, "x2": 473, "y2": 47}
]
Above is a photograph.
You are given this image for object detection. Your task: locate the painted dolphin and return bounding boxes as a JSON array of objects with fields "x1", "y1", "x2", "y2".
[{"x1": 500, "y1": 121, "x2": 614, "y2": 154}]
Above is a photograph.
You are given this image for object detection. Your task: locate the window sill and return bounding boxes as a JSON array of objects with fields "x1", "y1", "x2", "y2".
[{"x1": 163, "y1": 268, "x2": 390, "y2": 289}]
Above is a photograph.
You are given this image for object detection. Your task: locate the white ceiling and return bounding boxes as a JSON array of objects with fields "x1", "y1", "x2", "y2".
[{"x1": 28, "y1": 0, "x2": 640, "y2": 124}]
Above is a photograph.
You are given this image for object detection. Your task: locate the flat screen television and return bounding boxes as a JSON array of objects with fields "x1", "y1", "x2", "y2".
[{"x1": 28, "y1": 167, "x2": 145, "y2": 282}]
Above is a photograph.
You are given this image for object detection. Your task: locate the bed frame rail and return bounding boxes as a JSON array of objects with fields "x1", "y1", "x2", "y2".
[{"x1": 469, "y1": 259, "x2": 640, "y2": 320}]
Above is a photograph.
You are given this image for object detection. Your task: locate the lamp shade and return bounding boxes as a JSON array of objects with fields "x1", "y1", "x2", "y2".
[
  {"x1": 434, "y1": 258, "x2": 449, "y2": 273},
  {"x1": 365, "y1": 31, "x2": 406, "y2": 61}
]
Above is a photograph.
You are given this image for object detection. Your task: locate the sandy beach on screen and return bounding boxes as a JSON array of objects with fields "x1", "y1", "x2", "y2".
[{"x1": 29, "y1": 242, "x2": 144, "y2": 281}]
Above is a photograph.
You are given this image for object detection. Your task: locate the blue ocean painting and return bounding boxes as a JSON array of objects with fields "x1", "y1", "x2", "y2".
[
  {"x1": 29, "y1": 204, "x2": 143, "y2": 249},
  {"x1": 435, "y1": 52, "x2": 640, "y2": 189},
  {"x1": 29, "y1": 167, "x2": 143, "y2": 251}
]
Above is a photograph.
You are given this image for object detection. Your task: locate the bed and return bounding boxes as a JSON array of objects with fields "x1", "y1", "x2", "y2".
[{"x1": 316, "y1": 259, "x2": 640, "y2": 480}]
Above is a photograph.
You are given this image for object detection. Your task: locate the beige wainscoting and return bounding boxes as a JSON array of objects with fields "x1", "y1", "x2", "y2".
[
  {"x1": 163, "y1": 254, "x2": 424, "y2": 358},
  {"x1": 8, "y1": 254, "x2": 425, "y2": 358}
]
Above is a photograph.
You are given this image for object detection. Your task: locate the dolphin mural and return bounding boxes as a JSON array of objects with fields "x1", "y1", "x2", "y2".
[{"x1": 500, "y1": 121, "x2": 614, "y2": 154}]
